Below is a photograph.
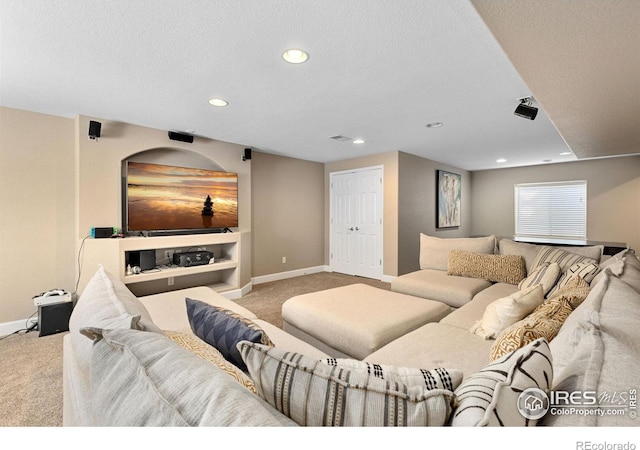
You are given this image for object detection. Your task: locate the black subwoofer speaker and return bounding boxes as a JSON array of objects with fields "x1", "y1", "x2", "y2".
[
  {"x1": 127, "y1": 249, "x2": 156, "y2": 271},
  {"x1": 39, "y1": 302, "x2": 74, "y2": 337}
]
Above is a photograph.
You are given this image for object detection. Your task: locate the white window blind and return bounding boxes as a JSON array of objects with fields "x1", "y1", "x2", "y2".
[{"x1": 515, "y1": 180, "x2": 587, "y2": 240}]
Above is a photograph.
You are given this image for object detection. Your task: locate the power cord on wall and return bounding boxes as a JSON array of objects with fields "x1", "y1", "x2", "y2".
[{"x1": 73, "y1": 235, "x2": 91, "y2": 297}]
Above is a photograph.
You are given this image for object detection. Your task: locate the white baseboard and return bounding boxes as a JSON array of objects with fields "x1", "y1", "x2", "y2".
[
  {"x1": 252, "y1": 265, "x2": 330, "y2": 285},
  {"x1": 381, "y1": 274, "x2": 396, "y2": 283},
  {"x1": 0, "y1": 318, "x2": 37, "y2": 338}
]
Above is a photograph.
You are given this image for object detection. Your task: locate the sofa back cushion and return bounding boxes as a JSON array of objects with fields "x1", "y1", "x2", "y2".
[
  {"x1": 68, "y1": 266, "x2": 161, "y2": 376},
  {"x1": 419, "y1": 234, "x2": 495, "y2": 271},
  {"x1": 82, "y1": 327, "x2": 291, "y2": 426},
  {"x1": 544, "y1": 271, "x2": 640, "y2": 426}
]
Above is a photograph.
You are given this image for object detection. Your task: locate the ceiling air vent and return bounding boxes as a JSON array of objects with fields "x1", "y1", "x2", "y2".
[{"x1": 329, "y1": 135, "x2": 352, "y2": 142}]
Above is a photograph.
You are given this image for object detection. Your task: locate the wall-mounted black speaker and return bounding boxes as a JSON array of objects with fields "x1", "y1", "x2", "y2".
[
  {"x1": 89, "y1": 121, "x2": 102, "y2": 139},
  {"x1": 168, "y1": 131, "x2": 194, "y2": 143},
  {"x1": 243, "y1": 148, "x2": 252, "y2": 161}
]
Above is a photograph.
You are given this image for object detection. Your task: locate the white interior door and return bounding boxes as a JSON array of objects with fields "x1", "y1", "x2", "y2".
[{"x1": 330, "y1": 167, "x2": 383, "y2": 279}]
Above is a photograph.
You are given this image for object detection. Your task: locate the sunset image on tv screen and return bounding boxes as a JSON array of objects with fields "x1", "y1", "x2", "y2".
[{"x1": 126, "y1": 162, "x2": 238, "y2": 231}]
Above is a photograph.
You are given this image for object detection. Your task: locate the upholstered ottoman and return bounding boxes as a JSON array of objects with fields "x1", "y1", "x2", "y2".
[{"x1": 281, "y1": 283, "x2": 452, "y2": 359}]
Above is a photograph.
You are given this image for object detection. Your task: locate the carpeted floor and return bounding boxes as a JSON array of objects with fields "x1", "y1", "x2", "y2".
[{"x1": 0, "y1": 272, "x2": 389, "y2": 427}]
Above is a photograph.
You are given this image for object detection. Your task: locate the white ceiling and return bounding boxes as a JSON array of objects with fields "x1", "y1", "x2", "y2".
[{"x1": 1, "y1": 1, "x2": 636, "y2": 171}]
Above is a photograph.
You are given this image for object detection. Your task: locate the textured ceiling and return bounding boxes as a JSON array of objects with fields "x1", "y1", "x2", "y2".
[
  {"x1": 2, "y1": 1, "x2": 635, "y2": 171},
  {"x1": 472, "y1": 0, "x2": 640, "y2": 160}
]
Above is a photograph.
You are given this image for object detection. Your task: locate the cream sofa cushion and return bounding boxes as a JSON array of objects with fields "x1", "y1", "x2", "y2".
[
  {"x1": 139, "y1": 286, "x2": 258, "y2": 333},
  {"x1": 365, "y1": 323, "x2": 493, "y2": 379},
  {"x1": 419, "y1": 233, "x2": 496, "y2": 271},
  {"x1": 440, "y1": 283, "x2": 519, "y2": 330},
  {"x1": 391, "y1": 269, "x2": 492, "y2": 308}
]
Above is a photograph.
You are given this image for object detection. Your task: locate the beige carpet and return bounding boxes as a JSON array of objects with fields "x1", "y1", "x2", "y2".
[{"x1": 0, "y1": 272, "x2": 389, "y2": 427}]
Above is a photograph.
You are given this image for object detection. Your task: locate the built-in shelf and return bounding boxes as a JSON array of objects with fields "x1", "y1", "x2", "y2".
[{"x1": 80, "y1": 232, "x2": 243, "y2": 295}]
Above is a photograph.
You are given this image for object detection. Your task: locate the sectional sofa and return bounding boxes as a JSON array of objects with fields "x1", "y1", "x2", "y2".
[{"x1": 63, "y1": 234, "x2": 640, "y2": 426}]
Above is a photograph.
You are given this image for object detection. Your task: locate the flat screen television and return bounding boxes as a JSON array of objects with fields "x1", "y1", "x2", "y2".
[{"x1": 122, "y1": 161, "x2": 238, "y2": 236}]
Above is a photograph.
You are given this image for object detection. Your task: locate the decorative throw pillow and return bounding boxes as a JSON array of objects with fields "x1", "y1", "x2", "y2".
[
  {"x1": 239, "y1": 342, "x2": 457, "y2": 426},
  {"x1": 162, "y1": 331, "x2": 256, "y2": 393},
  {"x1": 490, "y1": 297, "x2": 573, "y2": 361},
  {"x1": 517, "y1": 262, "x2": 561, "y2": 296},
  {"x1": 185, "y1": 298, "x2": 273, "y2": 372},
  {"x1": 531, "y1": 246, "x2": 597, "y2": 273},
  {"x1": 546, "y1": 261, "x2": 601, "y2": 298},
  {"x1": 469, "y1": 284, "x2": 544, "y2": 339},
  {"x1": 546, "y1": 275, "x2": 591, "y2": 309},
  {"x1": 447, "y1": 250, "x2": 526, "y2": 285},
  {"x1": 322, "y1": 358, "x2": 463, "y2": 391},
  {"x1": 451, "y1": 338, "x2": 553, "y2": 426}
]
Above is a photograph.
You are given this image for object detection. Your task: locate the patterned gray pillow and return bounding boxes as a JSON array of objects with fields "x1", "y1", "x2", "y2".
[
  {"x1": 186, "y1": 298, "x2": 272, "y2": 371},
  {"x1": 451, "y1": 338, "x2": 553, "y2": 426}
]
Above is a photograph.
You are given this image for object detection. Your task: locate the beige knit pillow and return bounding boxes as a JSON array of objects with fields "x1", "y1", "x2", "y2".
[
  {"x1": 448, "y1": 250, "x2": 526, "y2": 285},
  {"x1": 470, "y1": 284, "x2": 544, "y2": 339}
]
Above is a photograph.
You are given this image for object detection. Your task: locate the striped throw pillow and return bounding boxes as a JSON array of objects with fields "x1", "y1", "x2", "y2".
[
  {"x1": 239, "y1": 342, "x2": 457, "y2": 426},
  {"x1": 531, "y1": 246, "x2": 597, "y2": 273},
  {"x1": 518, "y1": 262, "x2": 561, "y2": 296},
  {"x1": 451, "y1": 338, "x2": 553, "y2": 426}
]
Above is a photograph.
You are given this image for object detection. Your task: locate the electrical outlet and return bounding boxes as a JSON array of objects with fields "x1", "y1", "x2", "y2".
[
  {"x1": 168, "y1": 277, "x2": 174, "y2": 286},
  {"x1": 164, "y1": 250, "x2": 174, "y2": 260}
]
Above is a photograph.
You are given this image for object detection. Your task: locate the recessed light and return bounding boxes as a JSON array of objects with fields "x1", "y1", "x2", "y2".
[
  {"x1": 425, "y1": 122, "x2": 444, "y2": 128},
  {"x1": 282, "y1": 49, "x2": 309, "y2": 64},
  {"x1": 496, "y1": 158, "x2": 507, "y2": 163},
  {"x1": 208, "y1": 98, "x2": 228, "y2": 107},
  {"x1": 559, "y1": 151, "x2": 572, "y2": 156},
  {"x1": 353, "y1": 139, "x2": 365, "y2": 144}
]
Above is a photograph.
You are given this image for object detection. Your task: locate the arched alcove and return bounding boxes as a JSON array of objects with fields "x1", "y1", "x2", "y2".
[{"x1": 123, "y1": 147, "x2": 227, "y2": 171}]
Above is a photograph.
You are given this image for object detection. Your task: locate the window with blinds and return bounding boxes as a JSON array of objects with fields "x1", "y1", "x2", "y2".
[{"x1": 514, "y1": 180, "x2": 587, "y2": 240}]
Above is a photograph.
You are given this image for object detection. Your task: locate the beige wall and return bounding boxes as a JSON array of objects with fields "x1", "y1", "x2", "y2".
[
  {"x1": 0, "y1": 107, "x2": 75, "y2": 324},
  {"x1": 75, "y1": 115, "x2": 253, "y2": 290},
  {"x1": 251, "y1": 151, "x2": 324, "y2": 277},
  {"x1": 471, "y1": 156, "x2": 640, "y2": 252},
  {"x1": 325, "y1": 152, "x2": 400, "y2": 277},
  {"x1": 398, "y1": 152, "x2": 472, "y2": 275}
]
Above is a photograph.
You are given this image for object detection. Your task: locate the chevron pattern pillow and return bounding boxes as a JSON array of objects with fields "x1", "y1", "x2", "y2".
[
  {"x1": 451, "y1": 338, "x2": 553, "y2": 426},
  {"x1": 547, "y1": 261, "x2": 601, "y2": 298},
  {"x1": 186, "y1": 298, "x2": 273, "y2": 371}
]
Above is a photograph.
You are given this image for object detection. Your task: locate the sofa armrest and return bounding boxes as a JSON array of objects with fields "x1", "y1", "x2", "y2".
[{"x1": 139, "y1": 286, "x2": 257, "y2": 333}]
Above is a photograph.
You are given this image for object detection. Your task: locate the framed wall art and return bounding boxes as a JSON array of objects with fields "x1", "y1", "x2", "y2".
[{"x1": 436, "y1": 170, "x2": 461, "y2": 228}]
